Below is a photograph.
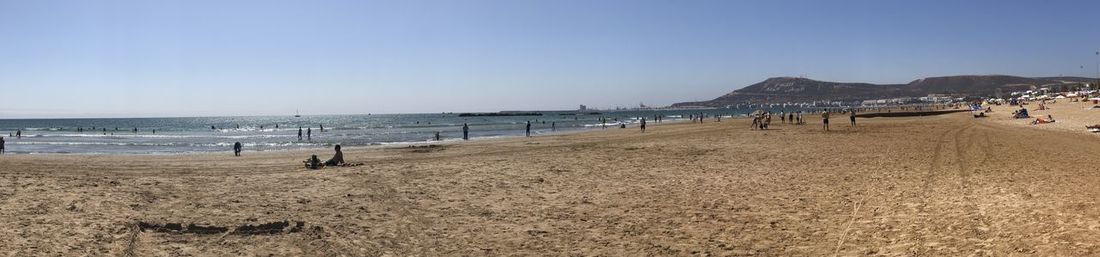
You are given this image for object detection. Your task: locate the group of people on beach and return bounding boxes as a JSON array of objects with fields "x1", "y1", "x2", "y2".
[
  {"x1": 747, "y1": 109, "x2": 857, "y2": 131},
  {"x1": 751, "y1": 112, "x2": 772, "y2": 130}
]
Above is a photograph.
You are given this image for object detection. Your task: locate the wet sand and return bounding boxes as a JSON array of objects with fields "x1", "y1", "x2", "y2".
[{"x1": 4, "y1": 113, "x2": 1100, "y2": 256}]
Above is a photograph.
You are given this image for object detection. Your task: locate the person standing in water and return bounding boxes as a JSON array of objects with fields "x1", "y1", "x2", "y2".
[
  {"x1": 462, "y1": 123, "x2": 470, "y2": 140},
  {"x1": 320, "y1": 124, "x2": 324, "y2": 132},
  {"x1": 298, "y1": 127, "x2": 303, "y2": 141},
  {"x1": 16, "y1": 129, "x2": 21, "y2": 139},
  {"x1": 434, "y1": 131, "x2": 441, "y2": 141},
  {"x1": 525, "y1": 121, "x2": 532, "y2": 137},
  {"x1": 0, "y1": 136, "x2": 5, "y2": 155},
  {"x1": 821, "y1": 109, "x2": 830, "y2": 131},
  {"x1": 233, "y1": 142, "x2": 242, "y2": 156},
  {"x1": 551, "y1": 122, "x2": 556, "y2": 131},
  {"x1": 640, "y1": 118, "x2": 647, "y2": 133},
  {"x1": 307, "y1": 128, "x2": 312, "y2": 141}
]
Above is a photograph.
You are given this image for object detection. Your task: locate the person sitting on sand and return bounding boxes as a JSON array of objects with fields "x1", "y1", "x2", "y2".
[
  {"x1": 1013, "y1": 107, "x2": 1030, "y2": 119},
  {"x1": 324, "y1": 145, "x2": 344, "y2": 166},
  {"x1": 305, "y1": 155, "x2": 323, "y2": 169}
]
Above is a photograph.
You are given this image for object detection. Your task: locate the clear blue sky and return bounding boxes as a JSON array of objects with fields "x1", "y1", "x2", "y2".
[{"x1": 1, "y1": 0, "x2": 1098, "y2": 117}]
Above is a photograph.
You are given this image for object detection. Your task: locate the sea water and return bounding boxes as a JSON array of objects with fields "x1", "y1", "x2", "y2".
[{"x1": 0, "y1": 108, "x2": 806, "y2": 154}]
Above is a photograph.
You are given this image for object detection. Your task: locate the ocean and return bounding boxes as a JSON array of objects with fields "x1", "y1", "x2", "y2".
[{"x1": 0, "y1": 108, "x2": 808, "y2": 154}]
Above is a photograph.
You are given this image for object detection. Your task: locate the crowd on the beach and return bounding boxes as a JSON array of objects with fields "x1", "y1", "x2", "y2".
[
  {"x1": 744, "y1": 108, "x2": 863, "y2": 132},
  {"x1": 0, "y1": 109, "x2": 875, "y2": 165}
]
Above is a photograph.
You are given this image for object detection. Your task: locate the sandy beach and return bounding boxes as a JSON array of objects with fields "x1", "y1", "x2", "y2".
[
  {"x1": 988, "y1": 99, "x2": 1100, "y2": 135},
  {"x1": 4, "y1": 112, "x2": 1100, "y2": 256}
]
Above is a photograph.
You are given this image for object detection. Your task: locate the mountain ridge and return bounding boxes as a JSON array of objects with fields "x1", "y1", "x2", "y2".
[{"x1": 672, "y1": 75, "x2": 1096, "y2": 107}]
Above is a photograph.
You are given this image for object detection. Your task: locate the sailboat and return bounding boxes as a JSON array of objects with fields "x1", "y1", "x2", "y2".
[{"x1": 294, "y1": 109, "x2": 301, "y2": 117}]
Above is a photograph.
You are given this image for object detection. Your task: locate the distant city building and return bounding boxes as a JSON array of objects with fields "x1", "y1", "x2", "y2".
[{"x1": 578, "y1": 105, "x2": 587, "y2": 111}]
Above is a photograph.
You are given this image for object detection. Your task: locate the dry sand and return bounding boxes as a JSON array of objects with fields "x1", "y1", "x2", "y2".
[
  {"x1": 988, "y1": 99, "x2": 1100, "y2": 135},
  {"x1": 4, "y1": 113, "x2": 1100, "y2": 256}
]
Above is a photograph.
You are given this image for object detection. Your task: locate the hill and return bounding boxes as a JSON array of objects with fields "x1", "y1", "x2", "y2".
[{"x1": 672, "y1": 75, "x2": 1095, "y2": 107}]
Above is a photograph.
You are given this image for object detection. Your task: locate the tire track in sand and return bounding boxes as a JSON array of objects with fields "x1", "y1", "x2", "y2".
[
  {"x1": 951, "y1": 123, "x2": 995, "y2": 254},
  {"x1": 909, "y1": 122, "x2": 970, "y2": 255}
]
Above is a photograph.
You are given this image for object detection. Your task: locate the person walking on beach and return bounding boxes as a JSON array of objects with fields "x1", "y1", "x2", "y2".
[
  {"x1": 462, "y1": 123, "x2": 470, "y2": 140},
  {"x1": 780, "y1": 111, "x2": 786, "y2": 123},
  {"x1": 849, "y1": 109, "x2": 857, "y2": 127},
  {"x1": 1, "y1": 137, "x2": 5, "y2": 155},
  {"x1": 525, "y1": 121, "x2": 532, "y2": 137},
  {"x1": 821, "y1": 109, "x2": 830, "y2": 131},
  {"x1": 298, "y1": 127, "x2": 303, "y2": 141},
  {"x1": 307, "y1": 128, "x2": 312, "y2": 141},
  {"x1": 233, "y1": 142, "x2": 242, "y2": 156},
  {"x1": 640, "y1": 118, "x2": 647, "y2": 133}
]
